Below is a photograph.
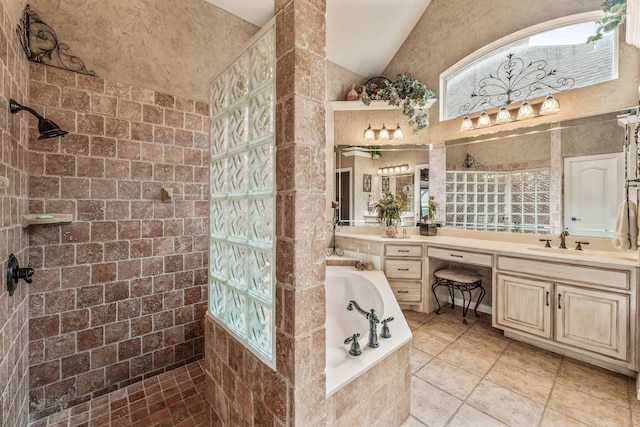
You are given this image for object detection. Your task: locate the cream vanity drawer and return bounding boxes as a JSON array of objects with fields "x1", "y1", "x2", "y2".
[
  {"x1": 497, "y1": 256, "x2": 629, "y2": 290},
  {"x1": 389, "y1": 281, "x2": 422, "y2": 303},
  {"x1": 427, "y1": 247, "x2": 492, "y2": 267},
  {"x1": 384, "y1": 259, "x2": 422, "y2": 280},
  {"x1": 385, "y1": 244, "x2": 423, "y2": 257}
]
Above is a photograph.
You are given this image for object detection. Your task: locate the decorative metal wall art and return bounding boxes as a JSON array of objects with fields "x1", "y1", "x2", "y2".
[
  {"x1": 458, "y1": 53, "x2": 574, "y2": 116},
  {"x1": 16, "y1": 5, "x2": 95, "y2": 76}
]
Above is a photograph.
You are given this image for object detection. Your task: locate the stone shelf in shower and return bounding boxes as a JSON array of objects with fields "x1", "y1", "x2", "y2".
[{"x1": 22, "y1": 213, "x2": 73, "y2": 228}]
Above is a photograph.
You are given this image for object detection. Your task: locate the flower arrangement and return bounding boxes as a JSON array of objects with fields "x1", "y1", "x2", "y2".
[
  {"x1": 588, "y1": 0, "x2": 627, "y2": 44},
  {"x1": 361, "y1": 72, "x2": 436, "y2": 133},
  {"x1": 374, "y1": 191, "x2": 408, "y2": 228}
]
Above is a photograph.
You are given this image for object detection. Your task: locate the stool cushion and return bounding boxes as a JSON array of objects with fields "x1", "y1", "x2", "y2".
[{"x1": 434, "y1": 268, "x2": 482, "y2": 283}]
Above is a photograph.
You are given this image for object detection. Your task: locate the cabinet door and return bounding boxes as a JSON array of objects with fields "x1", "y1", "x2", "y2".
[
  {"x1": 495, "y1": 274, "x2": 552, "y2": 339},
  {"x1": 555, "y1": 284, "x2": 628, "y2": 361}
]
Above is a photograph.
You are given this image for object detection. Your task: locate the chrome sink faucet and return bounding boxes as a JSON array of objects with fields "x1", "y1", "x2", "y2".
[
  {"x1": 347, "y1": 300, "x2": 380, "y2": 348},
  {"x1": 559, "y1": 230, "x2": 569, "y2": 249}
]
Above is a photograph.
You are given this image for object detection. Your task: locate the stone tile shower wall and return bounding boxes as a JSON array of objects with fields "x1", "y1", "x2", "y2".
[
  {"x1": 26, "y1": 63, "x2": 209, "y2": 420},
  {"x1": 0, "y1": 1, "x2": 32, "y2": 426}
]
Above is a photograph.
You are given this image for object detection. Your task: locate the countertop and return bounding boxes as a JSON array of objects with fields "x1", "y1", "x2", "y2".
[{"x1": 335, "y1": 232, "x2": 640, "y2": 269}]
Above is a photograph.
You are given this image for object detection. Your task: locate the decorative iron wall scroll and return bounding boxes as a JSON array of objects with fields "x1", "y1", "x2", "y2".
[
  {"x1": 16, "y1": 4, "x2": 95, "y2": 76},
  {"x1": 458, "y1": 53, "x2": 574, "y2": 116}
]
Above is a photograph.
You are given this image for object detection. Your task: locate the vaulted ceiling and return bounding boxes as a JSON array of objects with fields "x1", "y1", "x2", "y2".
[{"x1": 205, "y1": 0, "x2": 432, "y2": 78}]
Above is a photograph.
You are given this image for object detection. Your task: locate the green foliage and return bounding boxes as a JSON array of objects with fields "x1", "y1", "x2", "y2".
[
  {"x1": 587, "y1": 0, "x2": 627, "y2": 44},
  {"x1": 361, "y1": 72, "x2": 436, "y2": 133},
  {"x1": 428, "y1": 195, "x2": 438, "y2": 221},
  {"x1": 374, "y1": 192, "x2": 408, "y2": 227}
]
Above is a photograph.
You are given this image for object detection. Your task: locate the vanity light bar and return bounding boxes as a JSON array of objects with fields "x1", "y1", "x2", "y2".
[
  {"x1": 377, "y1": 164, "x2": 409, "y2": 174},
  {"x1": 460, "y1": 94, "x2": 560, "y2": 131}
]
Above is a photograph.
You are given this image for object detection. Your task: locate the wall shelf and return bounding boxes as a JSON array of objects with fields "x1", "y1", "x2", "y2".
[
  {"x1": 328, "y1": 99, "x2": 437, "y2": 112},
  {"x1": 22, "y1": 214, "x2": 73, "y2": 228}
]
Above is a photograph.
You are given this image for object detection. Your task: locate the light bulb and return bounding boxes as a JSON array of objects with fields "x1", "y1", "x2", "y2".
[
  {"x1": 378, "y1": 124, "x2": 390, "y2": 140},
  {"x1": 477, "y1": 110, "x2": 491, "y2": 128},
  {"x1": 364, "y1": 124, "x2": 375, "y2": 140},
  {"x1": 460, "y1": 115, "x2": 474, "y2": 131},
  {"x1": 539, "y1": 94, "x2": 560, "y2": 116},
  {"x1": 392, "y1": 124, "x2": 404, "y2": 140},
  {"x1": 495, "y1": 105, "x2": 512, "y2": 124},
  {"x1": 516, "y1": 100, "x2": 535, "y2": 120}
]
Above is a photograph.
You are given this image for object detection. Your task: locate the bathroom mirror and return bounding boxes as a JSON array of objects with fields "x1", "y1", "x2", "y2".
[{"x1": 333, "y1": 107, "x2": 637, "y2": 237}]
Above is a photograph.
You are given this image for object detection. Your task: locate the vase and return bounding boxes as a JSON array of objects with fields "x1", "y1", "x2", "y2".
[
  {"x1": 384, "y1": 226, "x2": 398, "y2": 238},
  {"x1": 346, "y1": 84, "x2": 358, "y2": 101}
]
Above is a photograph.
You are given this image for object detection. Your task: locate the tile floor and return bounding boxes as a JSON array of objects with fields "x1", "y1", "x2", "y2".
[
  {"x1": 401, "y1": 307, "x2": 640, "y2": 427},
  {"x1": 29, "y1": 360, "x2": 206, "y2": 427},
  {"x1": 27, "y1": 307, "x2": 640, "y2": 427}
]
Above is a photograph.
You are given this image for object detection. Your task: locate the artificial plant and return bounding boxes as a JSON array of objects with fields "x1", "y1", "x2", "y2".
[{"x1": 361, "y1": 72, "x2": 436, "y2": 133}]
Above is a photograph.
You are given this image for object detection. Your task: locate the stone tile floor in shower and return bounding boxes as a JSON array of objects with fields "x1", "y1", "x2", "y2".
[
  {"x1": 401, "y1": 307, "x2": 640, "y2": 427},
  {"x1": 29, "y1": 360, "x2": 206, "y2": 427}
]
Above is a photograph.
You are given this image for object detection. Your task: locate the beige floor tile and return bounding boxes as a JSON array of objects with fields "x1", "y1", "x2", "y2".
[
  {"x1": 485, "y1": 358, "x2": 554, "y2": 404},
  {"x1": 410, "y1": 376, "x2": 462, "y2": 427},
  {"x1": 404, "y1": 310, "x2": 435, "y2": 330},
  {"x1": 539, "y1": 408, "x2": 591, "y2": 427},
  {"x1": 447, "y1": 404, "x2": 508, "y2": 427},
  {"x1": 415, "y1": 357, "x2": 482, "y2": 400},
  {"x1": 411, "y1": 328, "x2": 452, "y2": 356},
  {"x1": 467, "y1": 380, "x2": 544, "y2": 426},
  {"x1": 556, "y1": 358, "x2": 630, "y2": 408},
  {"x1": 437, "y1": 341, "x2": 499, "y2": 377},
  {"x1": 456, "y1": 329, "x2": 511, "y2": 362},
  {"x1": 497, "y1": 341, "x2": 562, "y2": 377},
  {"x1": 410, "y1": 348, "x2": 432, "y2": 374},
  {"x1": 399, "y1": 414, "x2": 426, "y2": 426},
  {"x1": 547, "y1": 383, "x2": 631, "y2": 427},
  {"x1": 417, "y1": 315, "x2": 469, "y2": 342}
]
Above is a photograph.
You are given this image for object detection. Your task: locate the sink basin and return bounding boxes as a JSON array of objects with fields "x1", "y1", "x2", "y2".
[{"x1": 527, "y1": 247, "x2": 591, "y2": 255}]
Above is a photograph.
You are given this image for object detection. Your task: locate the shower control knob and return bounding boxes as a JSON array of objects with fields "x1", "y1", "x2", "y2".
[{"x1": 17, "y1": 264, "x2": 34, "y2": 283}]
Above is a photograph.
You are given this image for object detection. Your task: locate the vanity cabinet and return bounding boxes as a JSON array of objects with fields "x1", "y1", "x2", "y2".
[
  {"x1": 383, "y1": 244, "x2": 424, "y2": 306},
  {"x1": 495, "y1": 256, "x2": 632, "y2": 366}
]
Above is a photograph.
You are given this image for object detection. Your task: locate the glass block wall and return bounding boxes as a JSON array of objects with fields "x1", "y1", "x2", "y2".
[
  {"x1": 445, "y1": 168, "x2": 550, "y2": 233},
  {"x1": 209, "y1": 27, "x2": 276, "y2": 365}
]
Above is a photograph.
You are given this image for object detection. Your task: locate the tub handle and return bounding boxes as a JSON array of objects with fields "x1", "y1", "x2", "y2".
[
  {"x1": 344, "y1": 333, "x2": 362, "y2": 356},
  {"x1": 380, "y1": 317, "x2": 395, "y2": 339}
]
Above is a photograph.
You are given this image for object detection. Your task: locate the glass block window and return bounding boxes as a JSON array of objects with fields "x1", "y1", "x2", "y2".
[
  {"x1": 209, "y1": 26, "x2": 276, "y2": 367},
  {"x1": 445, "y1": 168, "x2": 550, "y2": 233},
  {"x1": 441, "y1": 14, "x2": 617, "y2": 120}
]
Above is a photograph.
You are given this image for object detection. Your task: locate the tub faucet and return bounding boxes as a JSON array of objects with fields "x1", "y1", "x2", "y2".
[
  {"x1": 347, "y1": 300, "x2": 380, "y2": 348},
  {"x1": 559, "y1": 230, "x2": 569, "y2": 249}
]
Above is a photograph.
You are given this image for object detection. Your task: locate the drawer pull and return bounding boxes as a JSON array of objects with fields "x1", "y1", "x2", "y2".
[
  {"x1": 398, "y1": 249, "x2": 410, "y2": 253},
  {"x1": 397, "y1": 290, "x2": 409, "y2": 294},
  {"x1": 450, "y1": 254, "x2": 463, "y2": 258},
  {"x1": 397, "y1": 268, "x2": 409, "y2": 271}
]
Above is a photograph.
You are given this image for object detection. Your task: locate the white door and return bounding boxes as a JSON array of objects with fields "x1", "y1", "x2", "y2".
[{"x1": 564, "y1": 153, "x2": 623, "y2": 238}]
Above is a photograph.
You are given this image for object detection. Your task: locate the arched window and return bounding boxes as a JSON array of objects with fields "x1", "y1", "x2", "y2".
[{"x1": 440, "y1": 12, "x2": 617, "y2": 121}]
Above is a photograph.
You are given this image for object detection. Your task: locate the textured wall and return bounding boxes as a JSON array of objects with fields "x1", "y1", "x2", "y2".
[
  {"x1": 331, "y1": 0, "x2": 640, "y2": 145},
  {"x1": 385, "y1": 0, "x2": 640, "y2": 143},
  {"x1": 28, "y1": 0, "x2": 258, "y2": 102},
  {"x1": 0, "y1": 0, "x2": 31, "y2": 426},
  {"x1": 26, "y1": 63, "x2": 210, "y2": 420}
]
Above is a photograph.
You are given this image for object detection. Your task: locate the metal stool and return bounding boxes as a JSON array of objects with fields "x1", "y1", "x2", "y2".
[{"x1": 432, "y1": 268, "x2": 485, "y2": 324}]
